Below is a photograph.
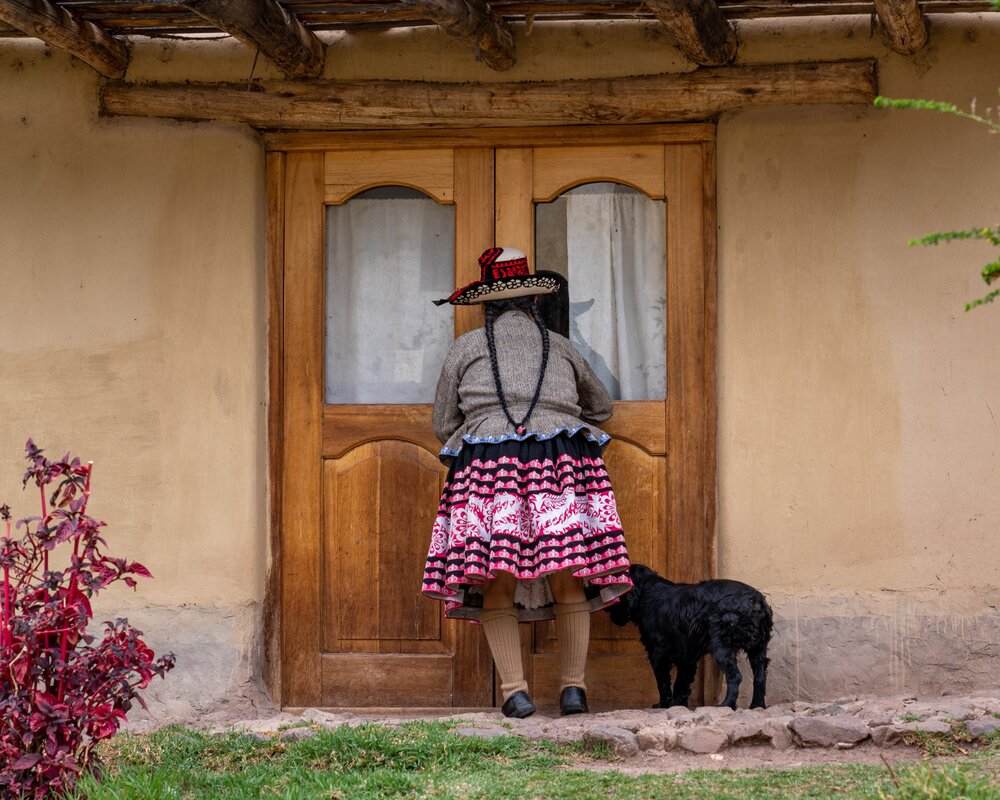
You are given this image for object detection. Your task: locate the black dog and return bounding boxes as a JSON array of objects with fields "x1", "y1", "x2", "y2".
[{"x1": 607, "y1": 563, "x2": 773, "y2": 710}]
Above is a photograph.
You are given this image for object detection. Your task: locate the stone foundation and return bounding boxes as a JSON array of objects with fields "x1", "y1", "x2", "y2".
[
  {"x1": 739, "y1": 590, "x2": 1000, "y2": 705},
  {"x1": 102, "y1": 589, "x2": 1000, "y2": 719},
  {"x1": 92, "y1": 600, "x2": 274, "y2": 720}
]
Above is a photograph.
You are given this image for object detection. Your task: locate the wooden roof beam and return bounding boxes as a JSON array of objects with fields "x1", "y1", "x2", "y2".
[
  {"x1": 645, "y1": 0, "x2": 737, "y2": 66},
  {"x1": 101, "y1": 60, "x2": 877, "y2": 130},
  {"x1": 414, "y1": 0, "x2": 514, "y2": 71},
  {"x1": 0, "y1": 0, "x2": 128, "y2": 77},
  {"x1": 180, "y1": 0, "x2": 326, "y2": 79},
  {"x1": 873, "y1": 0, "x2": 928, "y2": 54}
]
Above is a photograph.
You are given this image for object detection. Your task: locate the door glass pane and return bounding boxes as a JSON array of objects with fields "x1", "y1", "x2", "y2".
[
  {"x1": 536, "y1": 182, "x2": 666, "y2": 401},
  {"x1": 325, "y1": 186, "x2": 455, "y2": 404}
]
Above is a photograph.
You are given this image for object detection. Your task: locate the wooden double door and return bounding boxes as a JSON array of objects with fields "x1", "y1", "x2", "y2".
[{"x1": 270, "y1": 125, "x2": 717, "y2": 709}]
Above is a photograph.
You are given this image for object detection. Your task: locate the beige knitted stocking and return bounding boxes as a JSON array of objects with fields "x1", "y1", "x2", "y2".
[
  {"x1": 480, "y1": 607, "x2": 529, "y2": 700},
  {"x1": 554, "y1": 601, "x2": 592, "y2": 692}
]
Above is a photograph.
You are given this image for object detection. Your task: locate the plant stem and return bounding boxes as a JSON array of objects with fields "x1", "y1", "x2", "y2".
[
  {"x1": 40, "y1": 484, "x2": 49, "y2": 574},
  {"x1": 58, "y1": 462, "x2": 93, "y2": 700},
  {"x1": 2, "y1": 568, "x2": 7, "y2": 649},
  {"x1": 81, "y1": 462, "x2": 93, "y2": 516},
  {"x1": 2, "y1": 516, "x2": 11, "y2": 649}
]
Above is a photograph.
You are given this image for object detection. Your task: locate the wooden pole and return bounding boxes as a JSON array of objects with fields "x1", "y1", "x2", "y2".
[
  {"x1": 645, "y1": 0, "x2": 737, "y2": 66},
  {"x1": 0, "y1": 0, "x2": 128, "y2": 77},
  {"x1": 101, "y1": 60, "x2": 877, "y2": 130},
  {"x1": 873, "y1": 0, "x2": 928, "y2": 54},
  {"x1": 179, "y1": 0, "x2": 326, "y2": 79},
  {"x1": 414, "y1": 0, "x2": 515, "y2": 71}
]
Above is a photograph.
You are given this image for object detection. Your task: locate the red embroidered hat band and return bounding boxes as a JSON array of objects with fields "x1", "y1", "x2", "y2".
[{"x1": 434, "y1": 246, "x2": 560, "y2": 306}]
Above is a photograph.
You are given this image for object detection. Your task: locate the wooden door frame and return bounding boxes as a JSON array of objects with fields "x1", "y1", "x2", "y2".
[{"x1": 263, "y1": 124, "x2": 718, "y2": 709}]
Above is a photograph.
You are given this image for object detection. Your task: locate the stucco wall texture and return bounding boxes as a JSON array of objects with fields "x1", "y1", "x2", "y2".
[{"x1": 0, "y1": 16, "x2": 997, "y2": 712}]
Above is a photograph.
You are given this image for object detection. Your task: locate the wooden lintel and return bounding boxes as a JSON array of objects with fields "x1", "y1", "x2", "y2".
[
  {"x1": 101, "y1": 60, "x2": 877, "y2": 130},
  {"x1": 645, "y1": 0, "x2": 737, "y2": 66},
  {"x1": 180, "y1": 0, "x2": 325, "y2": 79},
  {"x1": 873, "y1": 0, "x2": 928, "y2": 54},
  {"x1": 0, "y1": 0, "x2": 127, "y2": 77},
  {"x1": 414, "y1": 0, "x2": 514, "y2": 71}
]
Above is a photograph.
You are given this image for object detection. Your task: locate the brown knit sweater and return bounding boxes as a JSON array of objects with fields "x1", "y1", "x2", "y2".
[{"x1": 432, "y1": 309, "x2": 613, "y2": 462}]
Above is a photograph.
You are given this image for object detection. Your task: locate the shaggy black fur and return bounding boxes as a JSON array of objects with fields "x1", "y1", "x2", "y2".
[{"x1": 607, "y1": 563, "x2": 773, "y2": 710}]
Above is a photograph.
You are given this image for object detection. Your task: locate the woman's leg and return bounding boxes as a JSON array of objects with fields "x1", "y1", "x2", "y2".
[
  {"x1": 548, "y1": 569, "x2": 586, "y2": 605},
  {"x1": 482, "y1": 570, "x2": 517, "y2": 608},
  {"x1": 479, "y1": 572, "x2": 528, "y2": 701},
  {"x1": 548, "y1": 570, "x2": 591, "y2": 698}
]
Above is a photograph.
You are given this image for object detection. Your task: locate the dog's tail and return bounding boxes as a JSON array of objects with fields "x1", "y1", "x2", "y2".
[
  {"x1": 755, "y1": 595, "x2": 774, "y2": 646},
  {"x1": 718, "y1": 593, "x2": 773, "y2": 649}
]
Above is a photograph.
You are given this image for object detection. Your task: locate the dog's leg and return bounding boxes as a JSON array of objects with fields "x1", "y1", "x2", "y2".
[
  {"x1": 714, "y1": 648, "x2": 742, "y2": 709},
  {"x1": 670, "y1": 661, "x2": 697, "y2": 709},
  {"x1": 650, "y1": 655, "x2": 674, "y2": 708},
  {"x1": 747, "y1": 647, "x2": 769, "y2": 709}
]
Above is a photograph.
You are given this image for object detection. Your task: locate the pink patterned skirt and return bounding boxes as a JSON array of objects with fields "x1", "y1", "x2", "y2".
[{"x1": 421, "y1": 433, "x2": 633, "y2": 622}]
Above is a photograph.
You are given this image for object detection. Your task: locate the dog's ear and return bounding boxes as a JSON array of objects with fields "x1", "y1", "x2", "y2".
[
  {"x1": 606, "y1": 595, "x2": 632, "y2": 626},
  {"x1": 605, "y1": 567, "x2": 644, "y2": 624}
]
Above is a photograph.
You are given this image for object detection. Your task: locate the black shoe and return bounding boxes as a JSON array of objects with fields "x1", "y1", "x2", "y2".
[
  {"x1": 560, "y1": 686, "x2": 588, "y2": 716},
  {"x1": 501, "y1": 691, "x2": 536, "y2": 719}
]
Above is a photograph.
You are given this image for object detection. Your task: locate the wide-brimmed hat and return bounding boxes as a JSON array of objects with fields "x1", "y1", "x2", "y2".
[{"x1": 434, "y1": 246, "x2": 561, "y2": 306}]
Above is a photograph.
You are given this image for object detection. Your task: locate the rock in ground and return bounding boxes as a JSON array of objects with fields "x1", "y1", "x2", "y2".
[
  {"x1": 966, "y1": 719, "x2": 1000, "y2": 739},
  {"x1": 677, "y1": 726, "x2": 729, "y2": 754},
  {"x1": 762, "y1": 717, "x2": 795, "y2": 750},
  {"x1": 584, "y1": 725, "x2": 640, "y2": 758},
  {"x1": 894, "y1": 719, "x2": 952, "y2": 735},
  {"x1": 636, "y1": 726, "x2": 678, "y2": 751},
  {"x1": 728, "y1": 718, "x2": 767, "y2": 745},
  {"x1": 870, "y1": 726, "x2": 900, "y2": 748},
  {"x1": 790, "y1": 716, "x2": 871, "y2": 748}
]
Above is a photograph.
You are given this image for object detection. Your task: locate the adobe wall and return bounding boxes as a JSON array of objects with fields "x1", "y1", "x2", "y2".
[
  {"x1": 0, "y1": 14, "x2": 997, "y2": 712},
  {"x1": 717, "y1": 20, "x2": 1000, "y2": 701},
  {"x1": 0, "y1": 42, "x2": 269, "y2": 715}
]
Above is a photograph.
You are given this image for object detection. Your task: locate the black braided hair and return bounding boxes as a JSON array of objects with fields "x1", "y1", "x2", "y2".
[{"x1": 484, "y1": 297, "x2": 550, "y2": 435}]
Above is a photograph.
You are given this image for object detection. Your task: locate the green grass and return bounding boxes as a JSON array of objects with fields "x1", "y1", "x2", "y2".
[
  {"x1": 71, "y1": 723, "x2": 1000, "y2": 800},
  {"x1": 874, "y1": 762, "x2": 1000, "y2": 800},
  {"x1": 900, "y1": 723, "x2": 1000, "y2": 759}
]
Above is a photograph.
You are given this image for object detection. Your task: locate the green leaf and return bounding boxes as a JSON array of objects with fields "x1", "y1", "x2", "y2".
[
  {"x1": 908, "y1": 227, "x2": 1000, "y2": 248},
  {"x1": 966, "y1": 288, "x2": 1000, "y2": 311}
]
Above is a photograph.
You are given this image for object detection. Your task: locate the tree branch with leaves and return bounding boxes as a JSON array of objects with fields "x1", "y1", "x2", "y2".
[{"x1": 875, "y1": 77, "x2": 1000, "y2": 311}]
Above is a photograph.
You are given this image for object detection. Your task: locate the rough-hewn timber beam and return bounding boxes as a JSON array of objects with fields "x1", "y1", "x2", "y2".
[
  {"x1": 101, "y1": 60, "x2": 876, "y2": 130},
  {"x1": 0, "y1": 0, "x2": 127, "y2": 77},
  {"x1": 873, "y1": 0, "x2": 928, "y2": 54},
  {"x1": 180, "y1": 0, "x2": 325, "y2": 79},
  {"x1": 645, "y1": 0, "x2": 737, "y2": 66},
  {"x1": 413, "y1": 0, "x2": 514, "y2": 71}
]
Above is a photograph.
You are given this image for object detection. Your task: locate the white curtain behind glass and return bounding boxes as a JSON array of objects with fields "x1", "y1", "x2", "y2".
[
  {"x1": 538, "y1": 184, "x2": 666, "y2": 401},
  {"x1": 325, "y1": 192, "x2": 455, "y2": 403}
]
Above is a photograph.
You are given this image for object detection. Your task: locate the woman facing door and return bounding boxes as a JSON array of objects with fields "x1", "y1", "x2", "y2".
[{"x1": 421, "y1": 245, "x2": 634, "y2": 718}]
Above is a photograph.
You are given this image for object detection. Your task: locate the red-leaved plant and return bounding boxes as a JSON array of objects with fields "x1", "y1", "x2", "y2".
[{"x1": 1, "y1": 440, "x2": 175, "y2": 798}]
